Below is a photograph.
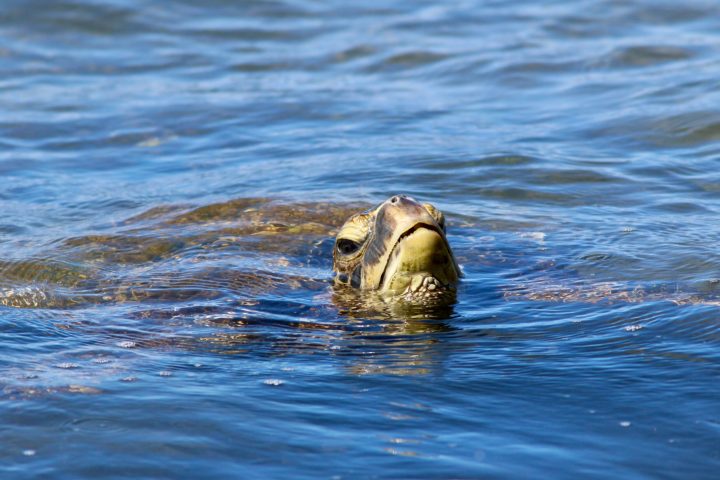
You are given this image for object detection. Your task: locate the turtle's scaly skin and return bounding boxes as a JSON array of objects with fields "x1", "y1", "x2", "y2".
[{"x1": 332, "y1": 195, "x2": 460, "y2": 299}]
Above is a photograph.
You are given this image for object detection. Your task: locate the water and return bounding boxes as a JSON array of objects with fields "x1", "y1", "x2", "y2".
[{"x1": 2, "y1": 0, "x2": 720, "y2": 478}]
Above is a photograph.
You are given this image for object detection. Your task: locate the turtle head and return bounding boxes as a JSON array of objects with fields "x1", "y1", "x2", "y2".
[{"x1": 333, "y1": 195, "x2": 460, "y2": 298}]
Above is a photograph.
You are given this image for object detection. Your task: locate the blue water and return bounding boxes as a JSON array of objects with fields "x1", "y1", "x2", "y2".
[{"x1": 2, "y1": 0, "x2": 720, "y2": 478}]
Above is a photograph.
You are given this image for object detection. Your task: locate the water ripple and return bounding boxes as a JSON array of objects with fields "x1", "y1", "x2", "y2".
[{"x1": 2, "y1": 0, "x2": 720, "y2": 478}]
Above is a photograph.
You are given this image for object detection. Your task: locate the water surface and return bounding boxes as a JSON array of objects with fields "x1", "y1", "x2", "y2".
[{"x1": 2, "y1": 1, "x2": 720, "y2": 478}]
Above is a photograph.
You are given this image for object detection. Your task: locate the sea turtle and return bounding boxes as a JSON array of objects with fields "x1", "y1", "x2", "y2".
[{"x1": 1, "y1": 194, "x2": 716, "y2": 311}]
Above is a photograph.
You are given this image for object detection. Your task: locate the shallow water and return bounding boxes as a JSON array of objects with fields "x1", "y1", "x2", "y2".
[{"x1": 2, "y1": 0, "x2": 720, "y2": 478}]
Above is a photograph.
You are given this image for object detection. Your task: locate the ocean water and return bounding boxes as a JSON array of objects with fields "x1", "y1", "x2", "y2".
[{"x1": 1, "y1": 0, "x2": 720, "y2": 478}]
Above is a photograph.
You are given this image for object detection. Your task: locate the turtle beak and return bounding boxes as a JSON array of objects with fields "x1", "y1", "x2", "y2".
[{"x1": 360, "y1": 195, "x2": 460, "y2": 293}]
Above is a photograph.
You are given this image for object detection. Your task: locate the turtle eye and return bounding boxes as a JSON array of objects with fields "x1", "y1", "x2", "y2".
[
  {"x1": 423, "y1": 203, "x2": 446, "y2": 232},
  {"x1": 336, "y1": 238, "x2": 361, "y2": 256}
]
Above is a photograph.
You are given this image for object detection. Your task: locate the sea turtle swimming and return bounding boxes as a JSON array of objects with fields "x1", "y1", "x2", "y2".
[
  {"x1": 1, "y1": 195, "x2": 716, "y2": 311},
  {"x1": 332, "y1": 195, "x2": 460, "y2": 299}
]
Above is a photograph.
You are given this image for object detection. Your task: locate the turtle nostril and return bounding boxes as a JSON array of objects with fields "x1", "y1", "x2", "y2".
[{"x1": 390, "y1": 196, "x2": 400, "y2": 204}]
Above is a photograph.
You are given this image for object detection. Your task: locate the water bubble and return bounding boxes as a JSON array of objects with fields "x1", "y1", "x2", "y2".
[
  {"x1": 159, "y1": 371, "x2": 172, "y2": 377},
  {"x1": 55, "y1": 363, "x2": 80, "y2": 369},
  {"x1": 22, "y1": 449, "x2": 36, "y2": 456},
  {"x1": 263, "y1": 379, "x2": 284, "y2": 386},
  {"x1": 620, "y1": 421, "x2": 631, "y2": 427},
  {"x1": 383, "y1": 447, "x2": 418, "y2": 457},
  {"x1": 519, "y1": 231, "x2": 546, "y2": 243},
  {"x1": 117, "y1": 341, "x2": 136, "y2": 348}
]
